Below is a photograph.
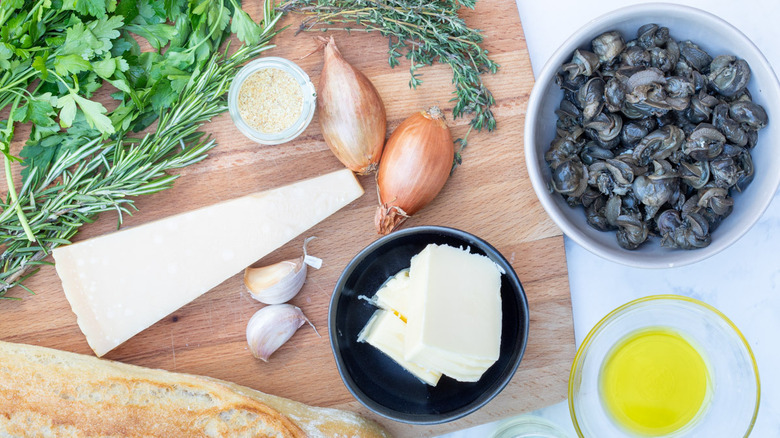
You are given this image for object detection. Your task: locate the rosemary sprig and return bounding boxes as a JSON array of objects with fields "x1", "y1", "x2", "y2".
[
  {"x1": 0, "y1": 39, "x2": 279, "y2": 298},
  {"x1": 278, "y1": 0, "x2": 499, "y2": 164}
]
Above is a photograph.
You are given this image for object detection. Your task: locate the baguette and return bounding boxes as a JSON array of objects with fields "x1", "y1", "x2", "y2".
[{"x1": 0, "y1": 341, "x2": 391, "y2": 438}]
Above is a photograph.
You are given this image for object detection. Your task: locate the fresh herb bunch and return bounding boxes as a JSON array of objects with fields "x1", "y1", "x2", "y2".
[
  {"x1": 278, "y1": 0, "x2": 499, "y2": 165},
  {"x1": 0, "y1": 0, "x2": 282, "y2": 297},
  {"x1": 2, "y1": 0, "x2": 272, "y2": 172}
]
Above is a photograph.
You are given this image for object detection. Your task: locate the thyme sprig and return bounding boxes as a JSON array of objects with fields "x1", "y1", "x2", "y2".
[{"x1": 278, "y1": 0, "x2": 499, "y2": 164}]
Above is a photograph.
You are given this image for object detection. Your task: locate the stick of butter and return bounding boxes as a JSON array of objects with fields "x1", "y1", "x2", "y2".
[
  {"x1": 53, "y1": 169, "x2": 363, "y2": 357},
  {"x1": 358, "y1": 309, "x2": 442, "y2": 386},
  {"x1": 404, "y1": 244, "x2": 502, "y2": 382},
  {"x1": 359, "y1": 244, "x2": 503, "y2": 385}
]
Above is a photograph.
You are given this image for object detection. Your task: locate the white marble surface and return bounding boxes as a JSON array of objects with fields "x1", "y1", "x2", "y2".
[{"x1": 442, "y1": 0, "x2": 780, "y2": 436}]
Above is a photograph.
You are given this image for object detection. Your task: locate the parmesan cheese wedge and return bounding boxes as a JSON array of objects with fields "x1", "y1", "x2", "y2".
[{"x1": 53, "y1": 169, "x2": 363, "y2": 357}]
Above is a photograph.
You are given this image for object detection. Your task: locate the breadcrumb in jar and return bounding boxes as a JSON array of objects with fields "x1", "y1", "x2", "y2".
[{"x1": 237, "y1": 68, "x2": 303, "y2": 134}]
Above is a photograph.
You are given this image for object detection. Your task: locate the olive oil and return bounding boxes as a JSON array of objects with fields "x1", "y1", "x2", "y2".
[{"x1": 599, "y1": 327, "x2": 710, "y2": 436}]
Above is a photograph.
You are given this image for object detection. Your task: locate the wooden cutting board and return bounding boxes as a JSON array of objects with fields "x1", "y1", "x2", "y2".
[{"x1": 0, "y1": 1, "x2": 575, "y2": 436}]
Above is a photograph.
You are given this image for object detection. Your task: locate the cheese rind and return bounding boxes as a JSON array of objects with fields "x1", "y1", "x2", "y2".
[
  {"x1": 53, "y1": 169, "x2": 363, "y2": 356},
  {"x1": 403, "y1": 244, "x2": 502, "y2": 382}
]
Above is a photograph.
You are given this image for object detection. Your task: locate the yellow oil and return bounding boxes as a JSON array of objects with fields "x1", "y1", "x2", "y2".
[{"x1": 599, "y1": 327, "x2": 710, "y2": 436}]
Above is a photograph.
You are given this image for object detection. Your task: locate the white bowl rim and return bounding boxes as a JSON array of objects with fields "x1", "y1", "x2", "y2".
[{"x1": 524, "y1": 2, "x2": 780, "y2": 269}]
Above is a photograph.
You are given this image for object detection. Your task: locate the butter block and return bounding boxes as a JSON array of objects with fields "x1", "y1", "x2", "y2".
[
  {"x1": 373, "y1": 270, "x2": 411, "y2": 320},
  {"x1": 53, "y1": 169, "x2": 363, "y2": 356},
  {"x1": 358, "y1": 310, "x2": 441, "y2": 386},
  {"x1": 403, "y1": 244, "x2": 502, "y2": 382}
]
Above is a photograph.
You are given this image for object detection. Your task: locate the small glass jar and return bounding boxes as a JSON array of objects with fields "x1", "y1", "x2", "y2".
[
  {"x1": 491, "y1": 415, "x2": 571, "y2": 438},
  {"x1": 228, "y1": 57, "x2": 316, "y2": 145}
]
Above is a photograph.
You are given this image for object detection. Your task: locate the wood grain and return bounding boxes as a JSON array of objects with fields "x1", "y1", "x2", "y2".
[{"x1": 0, "y1": 1, "x2": 575, "y2": 436}]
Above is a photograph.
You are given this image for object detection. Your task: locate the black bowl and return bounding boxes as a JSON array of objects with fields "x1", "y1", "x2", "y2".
[{"x1": 329, "y1": 226, "x2": 529, "y2": 424}]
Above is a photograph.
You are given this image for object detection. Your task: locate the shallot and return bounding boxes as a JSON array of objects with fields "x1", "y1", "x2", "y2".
[
  {"x1": 317, "y1": 36, "x2": 387, "y2": 174},
  {"x1": 375, "y1": 107, "x2": 454, "y2": 234}
]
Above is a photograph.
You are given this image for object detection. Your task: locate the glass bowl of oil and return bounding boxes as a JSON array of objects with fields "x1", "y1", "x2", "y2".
[{"x1": 569, "y1": 295, "x2": 759, "y2": 437}]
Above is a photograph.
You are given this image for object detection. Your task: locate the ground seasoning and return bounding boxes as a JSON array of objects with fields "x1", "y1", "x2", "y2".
[{"x1": 237, "y1": 68, "x2": 303, "y2": 133}]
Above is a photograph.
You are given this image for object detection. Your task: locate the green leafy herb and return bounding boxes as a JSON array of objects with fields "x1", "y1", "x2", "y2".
[
  {"x1": 229, "y1": 0, "x2": 264, "y2": 45},
  {"x1": 124, "y1": 23, "x2": 178, "y2": 51}
]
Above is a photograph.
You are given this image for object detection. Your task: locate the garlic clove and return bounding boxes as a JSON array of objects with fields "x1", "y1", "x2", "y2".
[
  {"x1": 243, "y1": 237, "x2": 322, "y2": 305},
  {"x1": 244, "y1": 257, "x2": 306, "y2": 304},
  {"x1": 246, "y1": 304, "x2": 318, "y2": 361}
]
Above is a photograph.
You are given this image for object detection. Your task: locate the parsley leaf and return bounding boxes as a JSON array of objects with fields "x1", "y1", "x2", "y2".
[
  {"x1": 80, "y1": 72, "x2": 103, "y2": 97},
  {"x1": 88, "y1": 14, "x2": 124, "y2": 53},
  {"x1": 56, "y1": 92, "x2": 115, "y2": 135},
  {"x1": 125, "y1": 23, "x2": 178, "y2": 51},
  {"x1": 30, "y1": 122, "x2": 62, "y2": 143},
  {"x1": 55, "y1": 94, "x2": 78, "y2": 128},
  {"x1": 162, "y1": 65, "x2": 191, "y2": 93},
  {"x1": 190, "y1": 0, "x2": 210, "y2": 17},
  {"x1": 116, "y1": 57, "x2": 129, "y2": 72},
  {"x1": 4, "y1": 13, "x2": 27, "y2": 41},
  {"x1": 2, "y1": 0, "x2": 24, "y2": 10},
  {"x1": 114, "y1": 0, "x2": 139, "y2": 24},
  {"x1": 19, "y1": 140, "x2": 58, "y2": 179},
  {"x1": 72, "y1": 94, "x2": 114, "y2": 134},
  {"x1": 58, "y1": 19, "x2": 102, "y2": 58},
  {"x1": 164, "y1": 0, "x2": 188, "y2": 20},
  {"x1": 131, "y1": 110, "x2": 158, "y2": 132},
  {"x1": 168, "y1": 13, "x2": 193, "y2": 50},
  {"x1": 109, "y1": 102, "x2": 137, "y2": 132},
  {"x1": 0, "y1": 43, "x2": 14, "y2": 70},
  {"x1": 13, "y1": 93, "x2": 57, "y2": 126},
  {"x1": 230, "y1": 3, "x2": 261, "y2": 45},
  {"x1": 54, "y1": 54, "x2": 92, "y2": 76},
  {"x1": 62, "y1": 0, "x2": 109, "y2": 18},
  {"x1": 58, "y1": 15, "x2": 122, "y2": 61},
  {"x1": 45, "y1": 35, "x2": 66, "y2": 48},
  {"x1": 110, "y1": 31, "x2": 140, "y2": 57},
  {"x1": 208, "y1": 2, "x2": 230, "y2": 33},
  {"x1": 32, "y1": 53, "x2": 49, "y2": 80},
  {"x1": 93, "y1": 56, "x2": 117, "y2": 78},
  {"x1": 150, "y1": 79, "x2": 178, "y2": 112},
  {"x1": 136, "y1": 0, "x2": 167, "y2": 25},
  {"x1": 108, "y1": 70, "x2": 142, "y2": 108},
  {"x1": 163, "y1": 48, "x2": 195, "y2": 70}
]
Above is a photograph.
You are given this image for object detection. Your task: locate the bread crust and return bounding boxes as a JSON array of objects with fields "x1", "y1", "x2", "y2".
[{"x1": 0, "y1": 341, "x2": 391, "y2": 438}]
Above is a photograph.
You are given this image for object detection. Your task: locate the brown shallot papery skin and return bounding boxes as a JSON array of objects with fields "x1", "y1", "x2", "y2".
[
  {"x1": 317, "y1": 36, "x2": 387, "y2": 174},
  {"x1": 375, "y1": 107, "x2": 454, "y2": 234}
]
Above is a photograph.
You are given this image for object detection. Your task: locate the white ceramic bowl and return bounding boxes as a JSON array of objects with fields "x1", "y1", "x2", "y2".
[{"x1": 524, "y1": 3, "x2": 780, "y2": 268}]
